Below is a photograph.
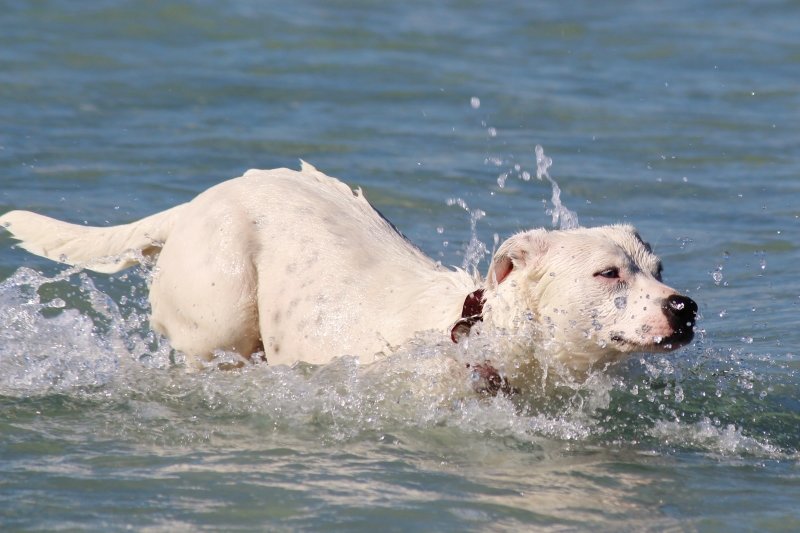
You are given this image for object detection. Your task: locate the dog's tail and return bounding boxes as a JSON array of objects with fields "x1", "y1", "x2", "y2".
[{"x1": 0, "y1": 204, "x2": 186, "y2": 273}]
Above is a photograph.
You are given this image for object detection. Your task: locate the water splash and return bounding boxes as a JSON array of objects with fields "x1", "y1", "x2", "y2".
[
  {"x1": 0, "y1": 266, "x2": 170, "y2": 397},
  {"x1": 535, "y1": 145, "x2": 580, "y2": 230},
  {"x1": 485, "y1": 144, "x2": 579, "y2": 230},
  {"x1": 649, "y1": 418, "x2": 782, "y2": 457},
  {"x1": 445, "y1": 197, "x2": 487, "y2": 276},
  {"x1": 0, "y1": 263, "x2": 794, "y2": 458}
]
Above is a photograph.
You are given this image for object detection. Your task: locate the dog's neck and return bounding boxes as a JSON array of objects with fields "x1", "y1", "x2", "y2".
[{"x1": 450, "y1": 288, "x2": 485, "y2": 342}]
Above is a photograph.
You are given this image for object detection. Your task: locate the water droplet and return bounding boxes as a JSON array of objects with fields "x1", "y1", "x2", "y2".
[
  {"x1": 674, "y1": 386, "x2": 685, "y2": 403},
  {"x1": 535, "y1": 145, "x2": 553, "y2": 180},
  {"x1": 470, "y1": 96, "x2": 481, "y2": 109},
  {"x1": 48, "y1": 298, "x2": 66, "y2": 309},
  {"x1": 740, "y1": 336, "x2": 753, "y2": 344}
]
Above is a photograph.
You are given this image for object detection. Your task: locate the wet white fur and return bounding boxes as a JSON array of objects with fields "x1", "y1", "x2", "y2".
[{"x1": 0, "y1": 163, "x2": 686, "y2": 371}]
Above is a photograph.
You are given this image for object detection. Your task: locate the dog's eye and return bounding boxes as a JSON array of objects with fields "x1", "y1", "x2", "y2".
[{"x1": 595, "y1": 267, "x2": 620, "y2": 279}]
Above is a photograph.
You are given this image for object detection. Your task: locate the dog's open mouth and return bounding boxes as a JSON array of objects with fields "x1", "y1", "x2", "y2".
[{"x1": 610, "y1": 327, "x2": 695, "y2": 352}]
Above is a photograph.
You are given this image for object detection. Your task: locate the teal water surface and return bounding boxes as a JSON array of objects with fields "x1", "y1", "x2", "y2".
[{"x1": 1, "y1": 1, "x2": 799, "y2": 531}]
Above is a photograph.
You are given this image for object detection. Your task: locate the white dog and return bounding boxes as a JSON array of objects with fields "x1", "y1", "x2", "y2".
[{"x1": 0, "y1": 163, "x2": 696, "y2": 386}]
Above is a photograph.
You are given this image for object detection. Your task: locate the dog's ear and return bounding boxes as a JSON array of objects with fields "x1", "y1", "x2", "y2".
[{"x1": 486, "y1": 230, "x2": 550, "y2": 289}]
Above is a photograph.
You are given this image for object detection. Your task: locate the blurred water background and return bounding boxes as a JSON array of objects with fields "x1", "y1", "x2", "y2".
[{"x1": 1, "y1": 1, "x2": 799, "y2": 530}]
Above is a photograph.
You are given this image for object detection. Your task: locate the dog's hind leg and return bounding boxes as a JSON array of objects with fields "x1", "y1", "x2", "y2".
[{"x1": 146, "y1": 200, "x2": 263, "y2": 368}]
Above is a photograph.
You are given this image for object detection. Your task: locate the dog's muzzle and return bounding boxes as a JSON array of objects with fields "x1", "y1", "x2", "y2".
[{"x1": 660, "y1": 294, "x2": 698, "y2": 346}]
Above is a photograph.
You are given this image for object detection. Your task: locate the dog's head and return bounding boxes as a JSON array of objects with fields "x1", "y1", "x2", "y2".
[{"x1": 482, "y1": 224, "x2": 697, "y2": 370}]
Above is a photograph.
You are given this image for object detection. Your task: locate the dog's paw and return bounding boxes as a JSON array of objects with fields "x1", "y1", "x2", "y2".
[{"x1": 466, "y1": 362, "x2": 518, "y2": 397}]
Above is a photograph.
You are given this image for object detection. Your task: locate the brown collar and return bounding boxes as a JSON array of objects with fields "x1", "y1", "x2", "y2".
[{"x1": 450, "y1": 288, "x2": 485, "y2": 343}]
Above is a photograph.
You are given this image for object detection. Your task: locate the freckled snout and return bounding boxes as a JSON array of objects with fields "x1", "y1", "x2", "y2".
[{"x1": 660, "y1": 294, "x2": 698, "y2": 347}]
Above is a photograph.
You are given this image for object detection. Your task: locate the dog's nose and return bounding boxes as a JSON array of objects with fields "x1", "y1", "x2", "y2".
[{"x1": 661, "y1": 294, "x2": 698, "y2": 341}]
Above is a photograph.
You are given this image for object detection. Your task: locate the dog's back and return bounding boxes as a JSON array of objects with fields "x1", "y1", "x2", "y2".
[
  {"x1": 1, "y1": 164, "x2": 474, "y2": 367},
  {"x1": 149, "y1": 164, "x2": 472, "y2": 366}
]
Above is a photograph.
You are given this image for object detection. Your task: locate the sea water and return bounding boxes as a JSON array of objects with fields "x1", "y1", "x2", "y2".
[{"x1": 1, "y1": 1, "x2": 799, "y2": 530}]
